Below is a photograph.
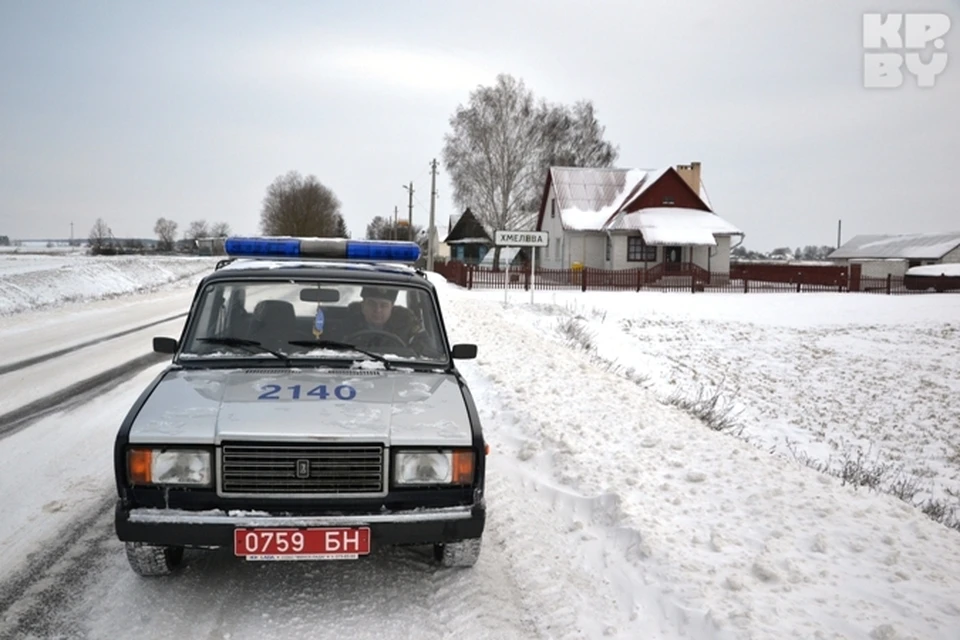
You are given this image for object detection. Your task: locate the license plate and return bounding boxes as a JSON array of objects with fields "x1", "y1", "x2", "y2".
[{"x1": 234, "y1": 527, "x2": 371, "y2": 561}]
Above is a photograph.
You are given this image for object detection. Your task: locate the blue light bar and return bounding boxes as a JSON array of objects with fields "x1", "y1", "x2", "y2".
[
  {"x1": 223, "y1": 237, "x2": 421, "y2": 263},
  {"x1": 224, "y1": 237, "x2": 301, "y2": 257},
  {"x1": 346, "y1": 240, "x2": 420, "y2": 262}
]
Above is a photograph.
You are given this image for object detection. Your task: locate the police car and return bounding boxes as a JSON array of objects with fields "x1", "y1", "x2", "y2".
[{"x1": 113, "y1": 237, "x2": 486, "y2": 576}]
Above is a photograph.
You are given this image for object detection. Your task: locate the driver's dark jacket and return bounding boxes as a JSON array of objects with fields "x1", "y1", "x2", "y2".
[{"x1": 341, "y1": 302, "x2": 423, "y2": 343}]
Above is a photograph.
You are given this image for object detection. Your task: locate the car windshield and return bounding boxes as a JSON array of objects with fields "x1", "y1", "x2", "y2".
[{"x1": 179, "y1": 279, "x2": 448, "y2": 365}]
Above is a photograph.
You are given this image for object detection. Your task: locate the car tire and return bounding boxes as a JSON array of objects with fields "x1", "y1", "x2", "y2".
[
  {"x1": 434, "y1": 538, "x2": 481, "y2": 568},
  {"x1": 125, "y1": 541, "x2": 184, "y2": 577}
]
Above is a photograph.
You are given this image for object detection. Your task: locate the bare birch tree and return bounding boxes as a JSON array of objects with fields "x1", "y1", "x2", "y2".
[
  {"x1": 442, "y1": 74, "x2": 544, "y2": 268},
  {"x1": 442, "y1": 73, "x2": 619, "y2": 267}
]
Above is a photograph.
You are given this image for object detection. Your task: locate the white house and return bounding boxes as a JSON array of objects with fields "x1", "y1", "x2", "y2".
[
  {"x1": 534, "y1": 162, "x2": 743, "y2": 280},
  {"x1": 828, "y1": 232, "x2": 960, "y2": 277}
]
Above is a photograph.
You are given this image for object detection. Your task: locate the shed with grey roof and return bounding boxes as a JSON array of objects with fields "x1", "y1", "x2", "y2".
[{"x1": 829, "y1": 232, "x2": 960, "y2": 262}]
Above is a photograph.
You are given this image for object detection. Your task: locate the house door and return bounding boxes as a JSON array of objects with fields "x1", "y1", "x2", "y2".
[{"x1": 664, "y1": 246, "x2": 682, "y2": 272}]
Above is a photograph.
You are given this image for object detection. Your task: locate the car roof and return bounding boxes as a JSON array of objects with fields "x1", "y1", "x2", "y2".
[{"x1": 202, "y1": 258, "x2": 436, "y2": 290}]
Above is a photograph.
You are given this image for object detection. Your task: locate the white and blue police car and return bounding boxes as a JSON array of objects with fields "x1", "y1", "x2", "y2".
[{"x1": 113, "y1": 237, "x2": 486, "y2": 576}]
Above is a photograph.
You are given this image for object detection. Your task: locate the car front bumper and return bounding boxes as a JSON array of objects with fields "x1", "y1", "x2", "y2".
[{"x1": 115, "y1": 501, "x2": 485, "y2": 548}]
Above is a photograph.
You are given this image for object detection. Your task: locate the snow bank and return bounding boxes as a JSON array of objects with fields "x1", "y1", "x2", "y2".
[
  {"x1": 438, "y1": 285, "x2": 960, "y2": 639},
  {"x1": 0, "y1": 254, "x2": 219, "y2": 316},
  {"x1": 907, "y1": 263, "x2": 960, "y2": 277},
  {"x1": 472, "y1": 289, "x2": 960, "y2": 521}
]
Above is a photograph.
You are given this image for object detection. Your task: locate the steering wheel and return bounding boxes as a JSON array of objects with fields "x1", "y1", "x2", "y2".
[{"x1": 344, "y1": 329, "x2": 409, "y2": 350}]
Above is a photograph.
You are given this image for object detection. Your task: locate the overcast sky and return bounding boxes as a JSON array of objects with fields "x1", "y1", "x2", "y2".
[{"x1": 1, "y1": 0, "x2": 957, "y2": 251}]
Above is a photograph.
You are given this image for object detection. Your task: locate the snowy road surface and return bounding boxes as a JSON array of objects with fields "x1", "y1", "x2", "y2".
[{"x1": 1, "y1": 257, "x2": 959, "y2": 640}]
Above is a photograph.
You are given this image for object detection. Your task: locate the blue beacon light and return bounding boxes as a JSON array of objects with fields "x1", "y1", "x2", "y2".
[{"x1": 223, "y1": 237, "x2": 421, "y2": 263}]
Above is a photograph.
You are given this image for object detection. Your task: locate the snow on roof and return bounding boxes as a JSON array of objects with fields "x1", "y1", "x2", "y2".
[
  {"x1": 906, "y1": 263, "x2": 960, "y2": 277},
  {"x1": 606, "y1": 208, "x2": 742, "y2": 246},
  {"x1": 554, "y1": 167, "x2": 651, "y2": 231},
  {"x1": 478, "y1": 246, "x2": 523, "y2": 267},
  {"x1": 552, "y1": 166, "x2": 721, "y2": 236},
  {"x1": 829, "y1": 232, "x2": 960, "y2": 260},
  {"x1": 445, "y1": 237, "x2": 492, "y2": 245},
  {"x1": 416, "y1": 225, "x2": 449, "y2": 243}
]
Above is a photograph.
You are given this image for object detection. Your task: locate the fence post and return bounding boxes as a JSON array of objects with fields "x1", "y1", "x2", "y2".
[
  {"x1": 468, "y1": 265, "x2": 473, "y2": 290},
  {"x1": 886, "y1": 273, "x2": 892, "y2": 295},
  {"x1": 524, "y1": 264, "x2": 530, "y2": 291},
  {"x1": 691, "y1": 275, "x2": 696, "y2": 294},
  {"x1": 744, "y1": 278, "x2": 749, "y2": 294},
  {"x1": 581, "y1": 268, "x2": 587, "y2": 292},
  {"x1": 636, "y1": 269, "x2": 641, "y2": 292}
]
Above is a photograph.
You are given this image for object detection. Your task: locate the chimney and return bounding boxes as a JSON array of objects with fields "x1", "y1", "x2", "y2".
[{"x1": 676, "y1": 161, "x2": 702, "y2": 195}]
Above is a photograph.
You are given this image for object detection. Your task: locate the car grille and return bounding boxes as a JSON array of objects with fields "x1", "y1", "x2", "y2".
[{"x1": 219, "y1": 443, "x2": 385, "y2": 496}]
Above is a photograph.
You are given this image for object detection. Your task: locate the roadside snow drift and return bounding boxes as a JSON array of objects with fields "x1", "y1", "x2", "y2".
[
  {"x1": 0, "y1": 254, "x2": 218, "y2": 315},
  {"x1": 436, "y1": 278, "x2": 960, "y2": 640}
]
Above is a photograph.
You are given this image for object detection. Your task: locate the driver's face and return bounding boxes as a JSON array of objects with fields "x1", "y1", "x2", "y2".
[{"x1": 361, "y1": 297, "x2": 393, "y2": 328}]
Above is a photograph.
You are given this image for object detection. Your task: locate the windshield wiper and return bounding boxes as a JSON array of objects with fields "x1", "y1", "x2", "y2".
[
  {"x1": 288, "y1": 339, "x2": 393, "y2": 370},
  {"x1": 196, "y1": 337, "x2": 290, "y2": 363}
]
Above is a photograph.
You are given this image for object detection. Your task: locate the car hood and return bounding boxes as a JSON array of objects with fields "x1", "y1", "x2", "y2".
[{"x1": 127, "y1": 367, "x2": 473, "y2": 446}]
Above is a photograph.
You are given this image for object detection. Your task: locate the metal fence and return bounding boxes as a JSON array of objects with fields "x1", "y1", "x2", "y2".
[{"x1": 432, "y1": 262, "x2": 960, "y2": 295}]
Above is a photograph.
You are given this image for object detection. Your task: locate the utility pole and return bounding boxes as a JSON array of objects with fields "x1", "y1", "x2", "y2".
[
  {"x1": 70, "y1": 222, "x2": 74, "y2": 245},
  {"x1": 393, "y1": 206, "x2": 399, "y2": 240},
  {"x1": 428, "y1": 159, "x2": 438, "y2": 271},
  {"x1": 837, "y1": 219, "x2": 842, "y2": 249},
  {"x1": 402, "y1": 182, "x2": 414, "y2": 242}
]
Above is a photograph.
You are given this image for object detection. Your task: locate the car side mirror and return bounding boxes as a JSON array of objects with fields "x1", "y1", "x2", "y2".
[
  {"x1": 153, "y1": 337, "x2": 178, "y2": 354},
  {"x1": 451, "y1": 343, "x2": 477, "y2": 360}
]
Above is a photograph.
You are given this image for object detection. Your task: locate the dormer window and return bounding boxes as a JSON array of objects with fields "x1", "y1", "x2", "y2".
[
  {"x1": 662, "y1": 196, "x2": 675, "y2": 205},
  {"x1": 551, "y1": 200, "x2": 556, "y2": 218}
]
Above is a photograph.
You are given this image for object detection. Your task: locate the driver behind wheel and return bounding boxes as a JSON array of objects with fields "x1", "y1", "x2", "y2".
[{"x1": 346, "y1": 286, "x2": 422, "y2": 346}]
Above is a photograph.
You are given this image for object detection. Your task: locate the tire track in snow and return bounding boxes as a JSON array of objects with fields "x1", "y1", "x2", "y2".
[
  {"x1": 439, "y1": 292, "x2": 685, "y2": 639},
  {"x1": 0, "y1": 352, "x2": 169, "y2": 440},
  {"x1": 0, "y1": 312, "x2": 186, "y2": 376},
  {"x1": 0, "y1": 495, "x2": 116, "y2": 639},
  {"x1": 20, "y1": 540, "x2": 546, "y2": 639}
]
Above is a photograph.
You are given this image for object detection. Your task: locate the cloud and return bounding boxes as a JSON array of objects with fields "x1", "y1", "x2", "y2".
[{"x1": 239, "y1": 39, "x2": 498, "y2": 96}]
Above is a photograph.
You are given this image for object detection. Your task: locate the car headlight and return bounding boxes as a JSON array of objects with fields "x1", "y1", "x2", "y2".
[
  {"x1": 127, "y1": 448, "x2": 212, "y2": 487},
  {"x1": 394, "y1": 450, "x2": 474, "y2": 486}
]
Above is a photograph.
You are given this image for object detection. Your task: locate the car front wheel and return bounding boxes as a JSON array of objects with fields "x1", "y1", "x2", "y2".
[
  {"x1": 125, "y1": 541, "x2": 184, "y2": 577},
  {"x1": 434, "y1": 538, "x2": 482, "y2": 568}
]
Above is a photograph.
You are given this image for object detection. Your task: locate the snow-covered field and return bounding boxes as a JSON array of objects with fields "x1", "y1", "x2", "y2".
[
  {"x1": 1, "y1": 253, "x2": 959, "y2": 640},
  {"x1": 480, "y1": 289, "x2": 960, "y2": 526}
]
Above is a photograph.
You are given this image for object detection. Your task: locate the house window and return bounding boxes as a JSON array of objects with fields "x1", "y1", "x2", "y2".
[
  {"x1": 605, "y1": 236, "x2": 611, "y2": 261},
  {"x1": 662, "y1": 196, "x2": 675, "y2": 205},
  {"x1": 627, "y1": 236, "x2": 656, "y2": 262},
  {"x1": 555, "y1": 235, "x2": 560, "y2": 260},
  {"x1": 551, "y1": 199, "x2": 556, "y2": 218}
]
